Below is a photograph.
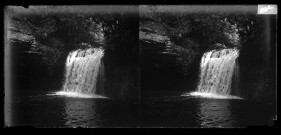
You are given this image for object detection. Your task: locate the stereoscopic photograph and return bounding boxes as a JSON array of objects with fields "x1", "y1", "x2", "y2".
[{"x1": 4, "y1": 5, "x2": 277, "y2": 128}]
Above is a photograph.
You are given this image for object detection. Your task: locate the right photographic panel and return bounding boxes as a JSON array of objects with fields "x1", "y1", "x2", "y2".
[{"x1": 139, "y1": 5, "x2": 277, "y2": 128}]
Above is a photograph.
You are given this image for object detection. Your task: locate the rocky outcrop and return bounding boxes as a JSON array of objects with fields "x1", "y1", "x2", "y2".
[
  {"x1": 140, "y1": 21, "x2": 190, "y2": 91},
  {"x1": 7, "y1": 26, "x2": 65, "y2": 91},
  {"x1": 140, "y1": 21, "x2": 189, "y2": 66},
  {"x1": 238, "y1": 15, "x2": 276, "y2": 105}
]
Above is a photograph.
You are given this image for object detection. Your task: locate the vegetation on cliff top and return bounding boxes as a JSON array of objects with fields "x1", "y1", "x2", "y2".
[
  {"x1": 7, "y1": 6, "x2": 138, "y2": 75},
  {"x1": 140, "y1": 5, "x2": 276, "y2": 102}
]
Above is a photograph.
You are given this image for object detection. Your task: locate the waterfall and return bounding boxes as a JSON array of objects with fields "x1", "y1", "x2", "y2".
[
  {"x1": 59, "y1": 48, "x2": 105, "y2": 97},
  {"x1": 190, "y1": 48, "x2": 240, "y2": 99}
]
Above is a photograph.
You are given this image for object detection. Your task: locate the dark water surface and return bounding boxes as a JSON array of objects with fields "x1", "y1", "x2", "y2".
[
  {"x1": 10, "y1": 90, "x2": 139, "y2": 127},
  {"x1": 140, "y1": 91, "x2": 275, "y2": 128},
  {"x1": 9, "y1": 90, "x2": 275, "y2": 128}
]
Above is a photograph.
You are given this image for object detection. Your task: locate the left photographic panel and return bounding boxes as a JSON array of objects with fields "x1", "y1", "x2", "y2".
[{"x1": 4, "y1": 5, "x2": 140, "y2": 128}]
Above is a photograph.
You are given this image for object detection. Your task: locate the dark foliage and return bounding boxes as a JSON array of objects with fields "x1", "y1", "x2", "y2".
[
  {"x1": 139, "y1": 6, "x2": 276, "y2": 104},
  {"x1": 7, "y1": 6, "x2": 139, "y2": 92},
  {"x1": 140, "y1": 6, "x2": 240, "y2": 84},
  {"x1": 236, "y1": 15, "x2": 276, "y2": 103}
]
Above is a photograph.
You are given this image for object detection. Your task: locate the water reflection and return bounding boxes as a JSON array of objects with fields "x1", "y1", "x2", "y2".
[
  {"x1": 63, "y1": 98, "x2": 100, "y2": 128},
  {"x1": 196, "y1": 99, "x2": 235, "y2": 128}
]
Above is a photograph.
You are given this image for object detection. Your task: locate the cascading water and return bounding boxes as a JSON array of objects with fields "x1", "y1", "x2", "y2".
[
  {"x1": 54, "y1": 48, "x2": 106, "y2": 98},
  {"x1": 188, "y1": 48, "x2": 241, "y2": 99}
]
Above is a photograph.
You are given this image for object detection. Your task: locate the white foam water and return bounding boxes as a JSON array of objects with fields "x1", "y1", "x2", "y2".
[
  {"x1": 48, "y1": 91, "x2": 108, "y2": 99},
  {"x1": 197, "y1": 49, "x2": 240, "y2": 95},
  {"x1": 183, "y1": 48, "x2": 242, "y2": 99},
  {"x1": 61, "y1": 48, "x2": 105, "y2": 97},
  {"x1": 182, "y1": 92, "x2": 242, "y2": 99}
]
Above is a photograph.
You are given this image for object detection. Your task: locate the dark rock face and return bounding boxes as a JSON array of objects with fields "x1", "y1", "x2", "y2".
[
  {"x1": 238, "y1": 15, "x2": 276, "y2": 105},
  {"x1": 7, "y1": 16, "x2": 140, "y2": 101},
  {"x1": 140, "y1": 21, "x2": 190, "y2": 91},
  {"x1": 8, "y1": 40, "x2": 63, "y2": 92},
  {"x1": 103, "y1": 51, "x2": 140, "y2": 101},
  {"x1": 102, "y1": 15, "x2": 140, "y2": 101},
  {"x1": 211, "y1": 43, "x2": 227, "y2": 50},
  {"x1": 7, "y1": 28, "x2": 68, "y2": 92}
]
